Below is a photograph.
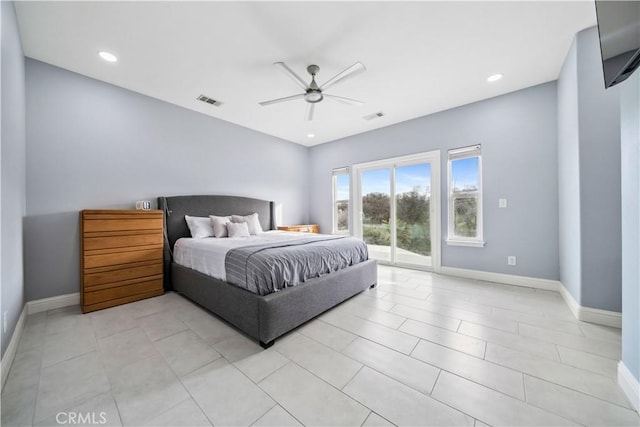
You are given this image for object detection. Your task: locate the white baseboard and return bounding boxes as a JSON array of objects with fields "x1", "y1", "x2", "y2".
[
  {"x1": 438, "y1": 266, "x2": 621, "y2": 328},
  {"x1": 26, "y1": 292, "x2": 79, "y2": 315},
  {"x1": 439, "y1": 266, "x2": 561, "y2": 291},
  {"x1": 558, "y1": 283, "x2": 621, "y2": 328},
  {"x1": 1, "y1": 305, "x2": 27, "y2": 391},
  {"x1": 618, "y1": 361, "x2": 640, "y2": 412}
]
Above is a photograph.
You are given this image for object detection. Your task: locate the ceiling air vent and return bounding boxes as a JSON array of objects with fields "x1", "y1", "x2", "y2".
[
  {"x1": 197, "y1": 94, "x2": 222, "y2": 107},
  {"x1": 363, "y1": 111, "x2": 384, "y2": 120}
]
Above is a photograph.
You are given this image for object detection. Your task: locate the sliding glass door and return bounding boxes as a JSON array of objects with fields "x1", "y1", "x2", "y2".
[{"x1": 354, "y1": 151, "x2": 440, "y2": 270}]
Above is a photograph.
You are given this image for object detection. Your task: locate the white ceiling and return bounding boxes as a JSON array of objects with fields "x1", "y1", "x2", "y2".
[{"x1": 15, "y1": 1, "x2": 596, "y2": 147}]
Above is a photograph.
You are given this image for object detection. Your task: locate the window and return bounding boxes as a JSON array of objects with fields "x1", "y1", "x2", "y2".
[
  {"x1": 447, "y1": 145, "x2": 484, "y2": 247},
  {"x1": 332, "y1": 167, "x2": 350, "y2": 234}
]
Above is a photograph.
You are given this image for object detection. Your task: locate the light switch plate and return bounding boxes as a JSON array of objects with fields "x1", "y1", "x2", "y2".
[{"x1": 499, "y1": 198, "x2": 508, "y2": 208}]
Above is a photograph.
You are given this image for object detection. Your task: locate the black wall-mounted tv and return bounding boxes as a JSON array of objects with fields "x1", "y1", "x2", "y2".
[{"x1": 595, "y1": 0, "x2": 640, "y2": 88}]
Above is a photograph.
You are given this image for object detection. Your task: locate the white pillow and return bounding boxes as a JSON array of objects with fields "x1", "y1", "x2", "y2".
[
  {"x1": 227, "y1": 221, "x2": 250, "y2": 238},
  {"x1": 209, "y1": 215, "x2": 232, "y2": 238},
  {"x1": 184, "y1": 215, "x2": 214, "y2": 239},
  {"x1": 231, "y1": 213, "x2": 263, "y2": 235}
]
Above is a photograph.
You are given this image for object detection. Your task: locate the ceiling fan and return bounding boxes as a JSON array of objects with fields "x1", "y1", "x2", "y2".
[{"x1": 259, "y1": 61, "x2": 366, "y2": 121}]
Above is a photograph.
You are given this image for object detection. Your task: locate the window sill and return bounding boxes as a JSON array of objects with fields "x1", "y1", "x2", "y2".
[{"x1": 446, "y1": 239, "x2": 485, "y2": 248}]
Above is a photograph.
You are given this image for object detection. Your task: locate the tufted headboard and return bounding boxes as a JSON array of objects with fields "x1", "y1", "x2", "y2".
[{"x1": 157, "y1": 195, "x2": 276, "y2": 289}]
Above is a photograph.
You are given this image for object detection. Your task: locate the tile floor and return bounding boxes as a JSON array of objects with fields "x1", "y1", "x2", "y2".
[{"x1": 2, "y1": 266, "x2": 638, "y2": 426}]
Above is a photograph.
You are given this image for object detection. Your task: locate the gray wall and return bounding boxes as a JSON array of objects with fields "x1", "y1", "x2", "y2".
[
  {"x1": 24, "y1": 59, "x2": 310, "y2": 301},
  {"x1": 557, "y1": 37, "x2": 582, "y2": 303},
  {"x1": 309, "y1": 82, "x2": 559, "y2": 280},
  {"x1": 577, "y1": 28, "x2": 621, "y2": 312},
  {"x1": 556, "y1": 27, "x2": 622, "y2": 312},
  {"x1": 1, "y1": 1, "x2": 27, "y2": 357},
  {"x1": 620, "y1": 70, "x2": 640, "y2": 384}
]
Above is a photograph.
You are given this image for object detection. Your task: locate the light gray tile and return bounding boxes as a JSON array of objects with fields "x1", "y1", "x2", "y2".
[
  {"x1": 154, "y1": 329, "x2": 221, "y2": 377},
  {"x1": 524, "y1": 375, "x2": 640, "y2": 426},
  {"x1": 350, "y1": 293, "x2": 396, "y2": 311},
  {"x1": 427, "y1": 294, "x2": 492, "y2": 315},
  {"x1": 42, "y1": 322, "x2": 97, "y2": 367},
  {"x1": 431, "y1": 371, "x2": 575, "y2": 426},
  {"x1": 377, "y1": 283, "x2": 430, "y2": 299},
  {"x1": 343, "y1": 367, "x2": 473, "y2": 426},
  {"x1": 35, "y1": 352, "x2": 110, "y2": 422},
  {"x1": 557, "y1": 345, "x2": 618, "y2": 378},
  {"x1": 362, "y1": 412, "x2": 395, "y2": 426},
  {"x1": 45, "y1": 305, "x2": 89, "y2": 335},
  {"x1": 34, "y1": 392, "x2": 122, "y2": 427},
  {"x1": 343, "y1": 338, "x2": 439, "y2": 394},
  {"x1": 578, "y1": 322, "x2": 622, "y2": 343},
  {"x1": 491, "y1": 307, "x2": 584, "y2": 336},
  {"x1": 518, "y1": 323, "x2": 621, "y2": 359},
  {"x1": 141, "y1": 398, "x2": 211, "y2": 426},
  {"x1": 252, "y1": 405, "x2": 302, "y2": 427},
  {"x1": 336, "y1": 301, "x2": 407, "y2": 329},
  {"x1": 411, "y1": 339, "x2": 525, "y2": 400},
  {"x1": 458, "y1": 321, "x2": 559, "y2": 360},
  {"x1": 1, "y1": 384, "x2": 38, "y2": 427},
  {"x1": 400, "y1": 319, "x2": 486, "y2": 358},
  {"x1": 234, "y1": 348, "x2": 289, "y2": 383},
  {"x1": 274, "y1": 333, "x2": 362, "y2": 389},
  {"x1": 321, "y1": 312, "x2": 418, "y2": 354},
  {"x1": 98, "y1": 327, "x2": 159, "y2": 374},
  {"x1": 297, "y1": 319, "x2": 357, "y2": 352},
  {"x1": 182, "y1": 310, "x2": 239, "y2": 345},
  {"x1": 183, "y1": 358, "x2": 275, "y2": 426},
  {"x1": 118, "y1": 295, "x2": 167, "y2": 319},
  {"x1": 135, "y1": 310, "x2": 188, "y2": 341},
  {"x1": 260, "y1": 363, "x2": 369, "y2": 426},
  {"x1": 389, "y1": 304, "x2": 460, "y2": 331},
  {"x1": 485, "y1": 343, "x2": 632, "y2": 408},
  {"x1": 89, "y1": 305, "x2": 138, "y2": 339},
  {"x1": 2, "y1": 348, "x2": 42, "y2": 394},
  {"x1": 16, "y1": 321, "x2": 46, "y2": 354},
  {"x1": 212, "y1": 334, "x2": 263, "y2": 362},
  {"x1": 109, "y1": 355, "x2": 189, "y2": 426}
]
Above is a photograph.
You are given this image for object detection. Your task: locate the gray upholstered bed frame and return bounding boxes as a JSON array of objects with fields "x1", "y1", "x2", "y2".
[{"x1": 158, "y1": 195, "x2": 377, "y2": 348}]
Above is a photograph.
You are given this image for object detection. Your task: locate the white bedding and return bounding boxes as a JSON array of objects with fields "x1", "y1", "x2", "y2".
[{"x1": 173, "y1": 230, "x2": 322, "y2": 281}]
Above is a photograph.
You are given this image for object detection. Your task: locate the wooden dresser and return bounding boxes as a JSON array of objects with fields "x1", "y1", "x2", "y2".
[
  {"x1": 277, "y1": 224, "x2": 319, "y2": 233},
  {"x1": 81, "y1": 210, "x2": 164, "y2": 313}
]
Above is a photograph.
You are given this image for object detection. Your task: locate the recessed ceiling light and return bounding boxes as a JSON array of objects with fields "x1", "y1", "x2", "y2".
[
  {"x1": 487, "y1": 73, "x2": 503, "y2": 82},
  {"x1": 307, "y1": 133, "x2": 315, "y2": 138},
  {"x1": 98, "y1": 51, "x2": 118, "y2": 63}
]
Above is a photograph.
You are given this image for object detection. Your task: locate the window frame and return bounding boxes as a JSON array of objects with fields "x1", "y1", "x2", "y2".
[
  {"x1": 446, "y1": 145, "x2": 485, "y2": 247},
  {"x1": 332, "y1": 167, "x2": 350, "y2": 235}
]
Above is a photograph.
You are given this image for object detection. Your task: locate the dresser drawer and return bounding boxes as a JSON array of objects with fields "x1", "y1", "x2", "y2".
[
  {"x1": 84, "y1": 248, "x2": 163, "y2": 269},
  {"x1": 83, "y1": 233, "x2": 163, "y2": 251},
  {"x1": 83, "y1": 218, "x2": 163, "y2": 233},
  {"x1": 83, "y1": 261, "x2": 163, "y2": 288},
  {"x1": 83, "y1": 278, "x2": 163, "y2": 306}
]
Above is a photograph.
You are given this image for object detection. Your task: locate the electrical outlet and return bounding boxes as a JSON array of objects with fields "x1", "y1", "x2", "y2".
[
  {"x1": 499, "y1": 198, "x2": 508, "y2": 208},
  {"x1": 507, "y1": 256, "x2": 517, "y2": 266},
  {"x1": 3, "y1": 311, "x2": 7, "y2": 334}
]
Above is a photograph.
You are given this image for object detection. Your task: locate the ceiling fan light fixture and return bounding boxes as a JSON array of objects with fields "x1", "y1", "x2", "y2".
[{"x1": 304, "y1": 91, "x2": 323, "y2": 103}]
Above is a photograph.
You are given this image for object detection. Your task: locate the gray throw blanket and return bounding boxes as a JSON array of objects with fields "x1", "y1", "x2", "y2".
[{"x1": 225, "y1": 235, "x2": 368, "y2": 295}]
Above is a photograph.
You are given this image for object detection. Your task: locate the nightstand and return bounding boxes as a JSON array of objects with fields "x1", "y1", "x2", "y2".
[{"x1": 277, "y1": 224, "x2": 319, "y2": 233}]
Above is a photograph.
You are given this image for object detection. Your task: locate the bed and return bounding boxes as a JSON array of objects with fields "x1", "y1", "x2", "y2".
[{"x1": 158, "y1": 195, "x2": 377, "y2": 348}]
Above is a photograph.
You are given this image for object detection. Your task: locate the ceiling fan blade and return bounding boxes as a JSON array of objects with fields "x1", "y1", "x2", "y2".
[
  {"x1": 319, "y1": 62, "x2": 366, "y2": 91},
  {"x1": 259, "y1": 93, "x2": 305, "y2": 106},
  {"x1": 305, "y1": 103, "x2": 315, "y2": 121},
  {"x1": 323, "y1": 94, "x2": 364, "y2": 106},
  {"x1": 274, "y1": 62, "x2": 309, "y2": 90}
]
